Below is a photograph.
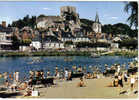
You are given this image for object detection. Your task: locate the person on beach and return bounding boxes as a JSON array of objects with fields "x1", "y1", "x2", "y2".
[
  {"x1": 124, "y1": 72, "x2": 128, "y2": 82},
  {"x1": 29, "y1": 71, "x2": 34, "y2": 79},
  {"x1": 77, "y1": 66, "x2": 82, "y2": 73},
  {"x1": 15, "y1": 71, "x2": 19, "y2": 82},
  {"x1": 28, "y1": 77, "x2": 33, "y2": 87},
  {"x1": 55, "y1": 66, "x2": 58, "y2": 74},
  {"x1": 104, "y1": 64, "x2": 108, "y2": 71},
  {"x1": 113, "y1": 73, "x2": 119, "y2": 87},
  {"x1": 64, "y1": 68, "x2": 68, "y2": 80},
  {"x1": 68, "y1": 70, "x2": 72, "y2": 81},
  {"x1": 56, "y1": 71, "x2": 60, "y2": 79},
  {"x1": 18, "y1": 82, "x2": 28, "y2": 90},
  {"x1": 5, "y1": 80, "x2": 10, "y2": 89},
  {"x1": 0, "y1": 73, "x2": 4, "y2": 84},
  {"x1": 3, "y1": 72, "x2": 8, "y2": 82},
  {"x1": 23, "y1": 86, "x2": 32, "y2": 96},
  {"x1": 77, "y1": 77, "x2": 86, "y2": 87},
  {"x1": 130, "y1": 73, "x2": 135, "y2": 91},
  {"x1": 55, "y1": 66, "x2": 59, "y2": 78},
  {"x1": 47, "y1": 70, "x2": 50, "y2": 78},
  {"x1": 10, "y1": 79, "x2": 18, "y2": 92},
  {"x1": 83, "y1": 66, "x2": 87, "y2": 74},
  {"x1": 35, "y1": 71, "x2": 40, "y2": 80},
  {"x1": 85, "y1": 72, "x2": 93, "y2": 79},
  {"x1": 40, "y1": 70, "x2": 44, "y2": 79},
  {"x1": 118, "y1": 73, "x2": 123, "y2": 88},
  {"x1": 9, "y1": 73, "x2": 13, "y2": 81},
  {"x1": 60, "y1": 69, "x2": 64, "y2": 80},
  {"x1": 117, "y1": 65, "x2": 121, "y2": 73}
]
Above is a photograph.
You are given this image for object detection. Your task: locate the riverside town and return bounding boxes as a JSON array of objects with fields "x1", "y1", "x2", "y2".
[{"x1": 0, "y1": 1, "x2": 138, "y2": 98}]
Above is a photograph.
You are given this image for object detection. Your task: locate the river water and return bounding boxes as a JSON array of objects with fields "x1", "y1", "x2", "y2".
[{"x1": 0, "y1": 56, "x2": 135, "y2": 79}]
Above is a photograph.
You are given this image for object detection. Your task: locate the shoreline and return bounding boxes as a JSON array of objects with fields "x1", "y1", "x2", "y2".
[{"x1": 0, "y1": 50, "x2": 137, "y2": 57}]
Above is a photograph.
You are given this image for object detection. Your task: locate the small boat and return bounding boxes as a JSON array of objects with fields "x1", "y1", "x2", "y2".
[
  {"x1": 134, "y1": 57, "x2": 138, "y2": 61},
  {"x1": 64, "y1": 57, "x2": 73, "y2": 62},
  {"x1": 27, "y1": 58, "x2": 43, "y2": 64},
  {"x1": 90, "y1": 53, "x2": 100, "y2": 58}
]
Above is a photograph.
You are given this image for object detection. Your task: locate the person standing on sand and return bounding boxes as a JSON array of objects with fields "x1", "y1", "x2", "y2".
[
  {"x1": 3, "y1": 72, "x2": 8, "y2": 82},
  {"x1": 29, "y1": 71, "x2": 34, "y2": 79},
  {"x1": 0, "y1": 73, "x2": 4, "y2": 84},
  {"x1": 124, "y1": 72, "x2": 128, "y2": 82},
  {"x1": 77, "y1": 66, "x2": 82, "y2": 73},
  {"x1": 68, "y1": 70, "x2": 72, "y2": 81},
  {"x1": 47, "y1": 70, "x2": 50, "y2": 78},
  {"x1": 117, "y1": 65, "x2": 120, "y2": 74},
  {"x1": 9, "y1": 73, "x2": 13, "y2": 81},
  {"x1": 64, "y1": 68, "x2": 68, "y2": 81},
  {"x1": 130, "y1": 73, "x2": 135, "y2": 91},
  {"x1": 118, "y1": 73, "x2": 123, "y2": 88},
  {"x1": 55, "y1": 66, "x2": 59, "y2": 77},
  {"x1": 15, "y1": 71, "x2": 19, "y2": 82}
]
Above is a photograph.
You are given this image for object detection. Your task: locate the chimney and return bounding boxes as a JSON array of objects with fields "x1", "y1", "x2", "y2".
[{"x1": 2, "y1": 21, "x2": 6, "y2": 27}]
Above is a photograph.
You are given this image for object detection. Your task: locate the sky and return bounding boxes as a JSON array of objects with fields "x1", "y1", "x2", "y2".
[{"x1": 0, "y1": 1, "x2": 130, "y2": 26}]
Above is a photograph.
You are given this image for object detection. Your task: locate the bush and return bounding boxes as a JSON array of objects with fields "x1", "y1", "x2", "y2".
[
  {"x1": 119, "y1": 38, "x2": 138, "y2": 49},
  {"x1": 76, "y1": 42, "x2": 110, "y2": 48}
]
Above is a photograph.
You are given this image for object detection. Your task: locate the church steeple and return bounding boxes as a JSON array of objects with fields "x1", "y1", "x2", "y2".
[
  {"x1": 95, "y1": 12, "x2": 99, "y2": 23},
  {"x1": 92, "y1": 11, "x2": 102, "y2": 33}
]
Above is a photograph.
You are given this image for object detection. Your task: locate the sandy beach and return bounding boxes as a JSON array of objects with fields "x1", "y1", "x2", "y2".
[{"x1": 14, "y1": 74, "x2": 138, "y2": 99}]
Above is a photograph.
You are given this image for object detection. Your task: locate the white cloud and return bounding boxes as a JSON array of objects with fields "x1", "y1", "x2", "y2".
[
  {"x1": 43, "y1": 7, "x2": 52, "y2": 10},
  {"x1": 111, "y1": 17, "x2": 118, "y2": 19}
]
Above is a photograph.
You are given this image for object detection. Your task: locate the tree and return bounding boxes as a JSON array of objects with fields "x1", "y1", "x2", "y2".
[
  {"x1": 11, "y1": 15, "x2": 36, "y2": 29},
  {"x1": 119, "y1": 38, "x2": 138, "y2": 49},
  {"x1": 102, "y1": 23, "x2": 137, "y2": 37},
  {"x1": 12, "y1": 35, "x2": 21, "y2": 50},
  {"x1": 124, "y1": 2, "x2": 138, "y2": 29}
]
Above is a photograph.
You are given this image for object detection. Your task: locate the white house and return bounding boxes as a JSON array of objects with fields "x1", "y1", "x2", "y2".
[
  {"x1": 73, "y1": 31, "x2": 90, "y2": 42},
  {"x1": 73, "y1": 37, "x2": 90, "y2": 42},
  {"x1": 43, "y1": 35, "x2": 64, "y2": 49},
  {"x1": 111, "y1": 43, "x2": 119, "y2": 49},
  {"x1": 0, "y1": 32, "x2": 12, "y2": 50},
  {"x1": 19, "y1": 46, "x2": 31, "y2": 52},
  {"x1": 113, "y1": 37, "x2": 122, "y2": 42},
  {"x1": 43, "y1": 42, "x2": 64, "y2": 49},
  {"x1": 30, "y1": 41, "x2": 41, "y2": 50}
]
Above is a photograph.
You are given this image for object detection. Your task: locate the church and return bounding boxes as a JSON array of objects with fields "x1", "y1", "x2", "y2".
[{"x1": 92, "y1": 12, "x2": 102, "y2": 33}]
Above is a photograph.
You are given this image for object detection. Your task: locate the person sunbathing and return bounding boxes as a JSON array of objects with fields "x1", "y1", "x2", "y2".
[
  {"x1": 18, "y1": 82, "x2": 28, "y2": 90},
  {"x1": 77, "y1": 77, "x2": 86, "y2": 87},
  {"x1": 85, "y1": 72, "x2": 93, "y2": 79},
  {"x1": 23, "y1": 87, "x2": 32, "y2": 96}
]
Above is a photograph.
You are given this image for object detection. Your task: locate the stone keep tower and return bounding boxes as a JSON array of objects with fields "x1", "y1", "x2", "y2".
[
  {"x1": 92, "y1": 12, "x2": 102, "y2": 33},
  {"x1": 60, "y1": 6, "x2": 80, "y2": 24},
  {"x1": 60, "y1": 6, "x2": 81, "y2": 31}
]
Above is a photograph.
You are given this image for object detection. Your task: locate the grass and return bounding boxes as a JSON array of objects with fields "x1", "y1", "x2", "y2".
[{"x1": 0, "y1": 50, "x2": 137, "y2": 57}]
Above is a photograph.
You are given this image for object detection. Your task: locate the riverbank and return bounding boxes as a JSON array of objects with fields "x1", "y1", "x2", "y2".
[
  {"x1": 15, "y1": 75, "x2": 138, "y2": 98},
  {"x1": 0, "y1": 50, "x2": 137, "y2": 57}
]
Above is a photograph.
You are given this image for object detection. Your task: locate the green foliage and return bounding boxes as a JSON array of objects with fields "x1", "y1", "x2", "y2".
[
  {"x1": 80, "y1": 18, "x2": 94, "y2": 32},
  {"x1": 102, "y1": 23, "x2": 138, "y2": 37},
  {"x1": 11, "y1": 15, "x2": 36, "y2": 29},
  {"x1": 119, "y1": 38, "x2": 138, "y2": 49},
  {"x1": 20, "y1": 39, "x2": 32, "y2": 46},
  {"x1": 12, "y1": 35, "x2": 20, "y2": 50},
  {"x1": 124, "y1": 2, "x2": 138, "y2": 28},
  {"x1": 64, "y1": 41, "x2": 73, "y2": 46},
  {"x1": 38, "y1": 14, "x2": 46, "y2": 18},
  {"x1": 75, "y1": 42, "x2": 110, "y2": 48}
]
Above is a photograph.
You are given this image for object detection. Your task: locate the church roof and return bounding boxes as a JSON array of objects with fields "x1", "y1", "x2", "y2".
[{"x1": 95, "y1": 12, "x2": 99, "y2": 23}]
